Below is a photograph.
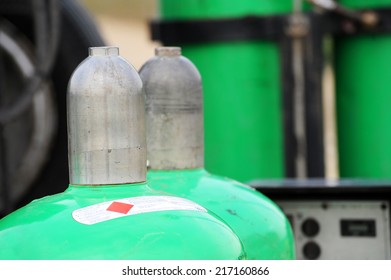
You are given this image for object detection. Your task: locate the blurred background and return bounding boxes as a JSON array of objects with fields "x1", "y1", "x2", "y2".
[
  {"x1": 80, "y1": 0, "x2": 160, "y2": 69},
  {"x1": 0, "y1": 0, "x2": 367, "y2": 215}
]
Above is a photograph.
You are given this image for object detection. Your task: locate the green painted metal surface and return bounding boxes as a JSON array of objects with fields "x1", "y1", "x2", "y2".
[
  {"x1": 336, "y1": 0, "x2": 391, "y2": 178},
  {"x1": 159, "y1": 0, "x2": 301, "y2": 183},
  {"x1": 148, "y1": 169, "x2": 296, "y2": 260},
  {"x1": 182, "y1": 43, "x2": 284, "y2": 183},
  {"x1": 337, "y1": 0, "x2": 391, "y2": 9},
  {"x1": 0, "y1": 183, "x2": 245, "y2": 260},
  {"x1": 160, "y1": 0, "x2": 295, "y2": 19}
]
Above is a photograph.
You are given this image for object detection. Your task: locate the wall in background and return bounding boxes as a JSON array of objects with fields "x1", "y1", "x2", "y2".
[{"x1": 80, "y1": 0, "x2": 160, "y2": 69}]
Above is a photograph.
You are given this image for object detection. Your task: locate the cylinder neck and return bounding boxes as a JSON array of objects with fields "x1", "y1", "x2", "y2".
[
  {"x1": 155, "y1": 47, "x2": 181, "y2": 57},
  {"x1": 89, "y1": 46, "x2": 119, "y2": 56},
  {"x1": 67, "y1": 46, "x2": 146, "y2": 185}
]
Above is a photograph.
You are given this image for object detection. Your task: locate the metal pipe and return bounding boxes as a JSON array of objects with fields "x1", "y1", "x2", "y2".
[{"x1": 291, "y1": 0, "x2": 308, "y2": 178}]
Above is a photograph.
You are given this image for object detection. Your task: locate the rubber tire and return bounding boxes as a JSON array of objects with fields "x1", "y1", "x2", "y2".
[{"x1": 13, "y1": 0, "x2": 106, "y2": 211}]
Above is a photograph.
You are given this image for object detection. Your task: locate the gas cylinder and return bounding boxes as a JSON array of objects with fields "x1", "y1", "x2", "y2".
[
  {"x1": 140, "y1": 47, "x2": 295, "y2": 260},
  {"x1": 335, "y1": 0, "x2": 391, "y2": 178},
  {"x1": 0, "y1": 46, "x2": 245, "y2": 260},
  {"x1": 158, "y1": 0, "x2": 307, "y2": 183}
]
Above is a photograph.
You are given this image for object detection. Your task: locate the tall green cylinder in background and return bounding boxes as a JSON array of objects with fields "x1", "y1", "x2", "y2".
[
  {"x1": 336, "y1": 0, "x2": 391, "y2": 178},
  {"x1": 159, "y1": 0, "x2": 298, "y2": 182}
]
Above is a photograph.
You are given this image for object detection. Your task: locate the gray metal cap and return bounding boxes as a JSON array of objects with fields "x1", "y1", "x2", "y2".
[
  {"x1": 140, "y1": 47, "x2": 204, "y2": 170},
  {"x1": 67, "y1": 46, "x2": 146, "y2": 185}
]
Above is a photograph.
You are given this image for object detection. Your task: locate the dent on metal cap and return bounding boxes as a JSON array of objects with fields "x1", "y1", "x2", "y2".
[
  {"x1": 140, "y1": 46, "x2": 204, "y2": 170},
  {"x1": 67, "y1": 46, "x2": 146, "y2": 185}
]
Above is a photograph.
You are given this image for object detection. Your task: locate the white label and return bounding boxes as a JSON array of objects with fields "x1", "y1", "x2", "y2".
[{"x1": 72, "y1": 196, "x2": 207, "y2": 225}]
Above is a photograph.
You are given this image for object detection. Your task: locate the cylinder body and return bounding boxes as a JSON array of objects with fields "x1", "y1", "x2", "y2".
[
  {"x1": 140, "y1": 47, "x2": 203, "y2": 170},
  {"x1": 0, "y1": 183, "x2": 246, "y2": 260},
  {"x1": 67, "y1": 47, "x2": 146, "y2": 184},
  {"x1": 159, "y1": 0, "x2": 300, "y2": 182},
  {"x1": 336, "y1": 0, "x2": 391, "y2": 178}
]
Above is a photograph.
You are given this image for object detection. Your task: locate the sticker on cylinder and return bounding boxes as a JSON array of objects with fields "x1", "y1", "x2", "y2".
[{"x1": 72, "y1": 195, "x2": 207, "y2": 225}]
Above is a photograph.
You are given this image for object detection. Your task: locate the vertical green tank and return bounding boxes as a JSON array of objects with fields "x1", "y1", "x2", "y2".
[
  {"x1": 140, "y1": 47, "x2": 295, "y2": 260},
  {"x1": 336, "y1": 0, "x2": 391, "y2": 178},
  {"x1": 0, "y1": 47, "x2": 245, "y2": 260},
  {"x1": 159, "y1": 0, "x2": 301, "y2": 182}
]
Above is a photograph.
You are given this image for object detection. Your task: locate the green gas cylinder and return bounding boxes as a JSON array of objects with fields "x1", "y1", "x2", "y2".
[
  {"x1": 140, "y1": 47, "x2": 295, "y2": 260},
  {"x1": 335, "y1": 0, "x2": 391, "y2": 178},
  {"x1": 0, "y1": 47, "x2": 245, "y2": 260},
  {"x1": 158, "y1": 0, "x2": 304, "y2": 183}
]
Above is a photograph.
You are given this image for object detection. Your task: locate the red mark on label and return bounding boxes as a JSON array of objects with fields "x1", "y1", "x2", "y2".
[{"x1": 106, "y1": 201, "x2": 134, "y2": 214}]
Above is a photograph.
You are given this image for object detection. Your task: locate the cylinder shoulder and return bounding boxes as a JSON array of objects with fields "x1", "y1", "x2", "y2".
[
  {"x1": 147, "y1": 169, "x2": 295, "y2": 259},
  {"x1": 0, "y1": 188, "x2": 245, "y2": 260}
]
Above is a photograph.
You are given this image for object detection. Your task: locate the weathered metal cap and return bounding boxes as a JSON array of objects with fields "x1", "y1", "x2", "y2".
[
  {"x1": 140, "y1": 46, "x2": 204, "y2": 170},
  {"x1": 67, "y1": 46, "x2": 146, "y2": 185}
]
